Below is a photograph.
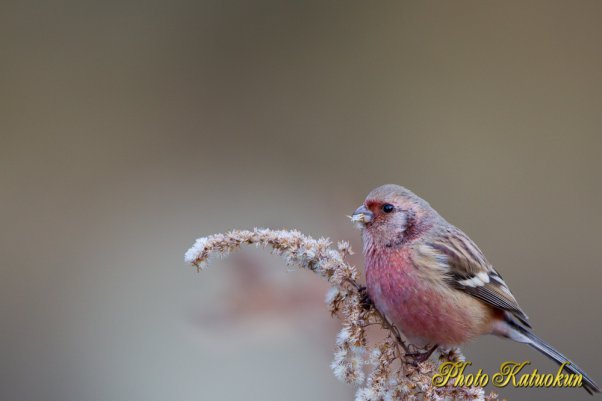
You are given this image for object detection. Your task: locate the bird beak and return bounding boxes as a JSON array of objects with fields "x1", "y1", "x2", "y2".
[{"x1": 349, "y1": 204, "x2": 374, "y2": 227}]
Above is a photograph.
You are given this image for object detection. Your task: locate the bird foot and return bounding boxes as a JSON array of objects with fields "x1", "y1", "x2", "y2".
[
  {"x1": 405, "y1": 345, "x2": 438, "y2": 366},
  {"x1": 358, "y1": 286, "x2": 372, "y2": 310}
]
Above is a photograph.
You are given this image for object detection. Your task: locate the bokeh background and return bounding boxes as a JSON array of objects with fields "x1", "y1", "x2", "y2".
[{"x1": 1, "y1": 1, "x2": 601, "y2": 400}]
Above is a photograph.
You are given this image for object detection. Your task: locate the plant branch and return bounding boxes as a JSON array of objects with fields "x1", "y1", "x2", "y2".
[{"x1": 185, "y1": 228, "x2": 498, "y2": 401}]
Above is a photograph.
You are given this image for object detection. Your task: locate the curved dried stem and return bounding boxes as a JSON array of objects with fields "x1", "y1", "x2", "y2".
[{"x1": 185, "y1": 228, "x2": 498, "y2": 401}]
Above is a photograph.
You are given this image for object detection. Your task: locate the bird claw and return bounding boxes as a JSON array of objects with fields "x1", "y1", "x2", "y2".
[
  {"x1": 358, "y1": 286, "x2": 372, "y2": 310},
  {"x1": 405, "y1": 345, "x2": 439, "y2": 366}
]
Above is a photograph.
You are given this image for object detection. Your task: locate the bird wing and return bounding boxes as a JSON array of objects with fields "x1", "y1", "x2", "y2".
[{"x1": 418, "y1": 227, "x2": 531, "y2": 328}]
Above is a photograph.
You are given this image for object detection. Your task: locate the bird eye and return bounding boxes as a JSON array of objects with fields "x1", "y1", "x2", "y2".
[{"x1": 382, "y1": 204, "x2": 394, "y2": 213}]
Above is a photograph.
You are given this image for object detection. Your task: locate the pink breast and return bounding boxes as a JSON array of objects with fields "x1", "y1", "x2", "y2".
[{"x1": 366, "y1": 249, "x2": 476, "y2": 346}]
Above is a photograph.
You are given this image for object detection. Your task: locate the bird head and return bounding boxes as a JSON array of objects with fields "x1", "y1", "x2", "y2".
[{"x1": 350, "y1": 184, "x2": 437, "y2": 250}]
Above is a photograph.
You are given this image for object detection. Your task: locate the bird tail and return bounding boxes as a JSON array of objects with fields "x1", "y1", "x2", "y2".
[{"x1": 506, "y1": 319, "x2": 599, "y2": 395}]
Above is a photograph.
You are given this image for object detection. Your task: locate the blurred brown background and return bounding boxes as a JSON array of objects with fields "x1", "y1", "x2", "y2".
[{"x1": 1, "y1": 1, "x2": 601, "y2": 400}]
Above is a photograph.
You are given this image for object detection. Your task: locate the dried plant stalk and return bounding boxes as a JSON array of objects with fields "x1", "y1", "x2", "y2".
[{"x1": 185, "y1": 228, "x2": 499, "y2": 401}]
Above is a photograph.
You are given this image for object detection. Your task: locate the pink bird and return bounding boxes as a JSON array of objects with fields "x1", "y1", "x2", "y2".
[{"x1": 352, "y1": 184, "x2": 599, "y2": 394}]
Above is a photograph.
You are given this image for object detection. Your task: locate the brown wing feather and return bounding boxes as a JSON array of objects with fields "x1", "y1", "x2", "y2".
[{"x1": 428, "y1": 227, "x2": 531, "y2": 328}]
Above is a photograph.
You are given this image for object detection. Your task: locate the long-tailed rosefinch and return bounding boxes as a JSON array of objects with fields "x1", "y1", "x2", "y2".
[{"x1": 351, "y1": 184, "x2": 599, "y2": 394}]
